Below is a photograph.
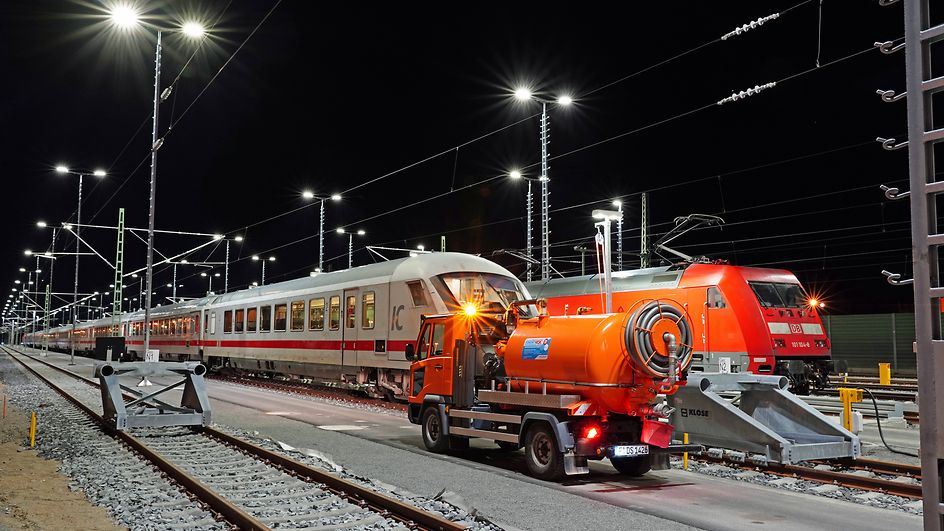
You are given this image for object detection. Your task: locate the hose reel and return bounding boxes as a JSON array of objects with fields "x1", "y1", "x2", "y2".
[{"x1": 624, "y1": 300, "x2": 694, "y2": 378}]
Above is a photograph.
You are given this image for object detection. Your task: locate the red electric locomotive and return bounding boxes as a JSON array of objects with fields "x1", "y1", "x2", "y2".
[{"x1": 526, "y1": 262, "x2": 832, "y2": 393}]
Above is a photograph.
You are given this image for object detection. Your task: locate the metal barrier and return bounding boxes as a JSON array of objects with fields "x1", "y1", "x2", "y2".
[
  {"x1": 96, "y1": 361, "x2": 211, "y2": 430},
  {"x1": 668, "y1": 373, "x2": 860, "y2": 464}
]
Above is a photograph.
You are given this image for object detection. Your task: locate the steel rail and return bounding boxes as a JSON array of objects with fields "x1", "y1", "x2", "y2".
[
  {"x1": 700, "y1": 454, "x2": 922, "y2": 499},
  {"x1": 831, "y1": 457, "x2": 922, "y2": 478},
  {"x1": 0, "y1": 347, "x2": 268, "y2": 530},
  {"x1": 5, "y1": 347, "x2": 466, "y2": 531}
]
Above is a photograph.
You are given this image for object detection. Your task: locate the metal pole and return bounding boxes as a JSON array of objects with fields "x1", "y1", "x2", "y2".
[
  {"x1": 143, "y1": 29, "x2": 162, "y2": 359},
  {"x1": 616, "y1": 202, "x2": 623, "y2": 271},
  {"x1": 208, "y1": 275, "x2": 213, "y2": 295},
  {"x1": 319, "y1": 198, "x2": 325, "y2": 272},
  {"x1": 597, "y1": 221, "x2": 613, "y2": 313},
  {"x1": 891, "y1": 313, "x2": 898, "y2": 371},
  {"x1": 172, "y1": 262, "x2": 177, "y2": 301},
  {"x1": 540, "y1": 102, "x2": 551, "y2": 281},
  {"x1": 224, "y1": 239, "x2": 230, "y2": 293},
  {"x1": 261, "y1": 261, "x2": 266, "y2": 286},
  {"x1": 42, "y1": 284, "x2": 49, "y2": 356},
  {"x1": 348, "y1": 234, "x2": 353, "y2": 269},
  {"x1": 526, "y1": 180, "x2": 533, "y2": 282},
  {"x1": 70, "y1": 173, "x2": 82, "y2": 365},
  {"x1": 640, "y1": 192, "x2": 650, "y2": 268}
]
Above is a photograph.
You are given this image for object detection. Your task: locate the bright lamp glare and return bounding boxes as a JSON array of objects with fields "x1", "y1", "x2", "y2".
[
  {"x1": 357, "y1": 230, "x2": 366, "y2": 236},
  {"x1": 557, "y1": 95, "x2": 573, "y2": 106},
  {"x1": 612, "y1": 200, "x2": 622, "y2": 207},
  {"x1": 509, "y1": 170, "x2": 522, "y2": 179},
  {"x1": 330, "y1": 194, "x2": 342, "y2": 201},
  {"x1": 463, "y1": 303, "x2": 477, "y2": 317},
  {"x1": 302, "y1": 190, "x2": 314, "y2": 199},
  {"x1": 110, "y1": 5, "x2": 140, "y2": 29},
  {"x1": 36, "y1": 221, "x2": 47, "y2": 228},
  {"x1": 514, "y1": 88, "x2": 532, "y2": 101},
  {"x1": 55, "y1": 165, "x2": 69, "y2": 174},
  {"x1": 336, "y1": 228, "x2": 345, "y2": 234},
  {"x1": 182, "y1": 22, "x2": 205, "y2": 38},
  {"x1": 808, "y1": 298, "x2": 818, "y2": 307}
]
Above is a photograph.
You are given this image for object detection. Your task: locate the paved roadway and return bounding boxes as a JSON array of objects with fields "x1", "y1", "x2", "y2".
[{"x1": 19, "y1": 349, "x2": 923, "y2": 531}]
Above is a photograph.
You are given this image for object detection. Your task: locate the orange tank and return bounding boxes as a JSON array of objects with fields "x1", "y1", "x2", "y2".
[{"x1": 495, "y1": 300, "x2": 694, "y2": 415}]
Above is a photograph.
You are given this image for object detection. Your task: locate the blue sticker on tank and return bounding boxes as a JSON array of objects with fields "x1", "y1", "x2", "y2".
[{"x1": 522, "y1": 338, "x2": 551, "y2": 360}]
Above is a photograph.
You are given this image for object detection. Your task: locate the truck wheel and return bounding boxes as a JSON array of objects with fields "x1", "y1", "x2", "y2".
[
  {"x1": 524, "y1": 423, "x2": 564, "y2": 480},
  {"x1": 421, "y1": 407, "x2": 449, "y2": 453},
  {"x1": 611, "y1": 454, "x2": 652, "y2": 476}
]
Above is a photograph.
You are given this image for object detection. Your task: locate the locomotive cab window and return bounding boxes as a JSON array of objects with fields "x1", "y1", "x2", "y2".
[
  {"x1": 223, "y1": 310, "x2": 232, "y2": 333},
  {"x1": 247, "y1": 307, "x2": 258, "y2": 332},
  {"x1": 346, "y1": 296, "x2": 357, "y2": 329},
  {"x1": 291, "y1": 301, "x2": 305, "y2": 331},
  {"x1": 329, "y1": 296, "x2": 341, "y2": 330},
  {"x1": 707, "y1": 287, "x2": 727, "y2": 309},
  {"x1": 362, "y1": 291, "x2": 375, "y2": 329},
  {"x1": 260, "y1": 305, "x2": 272, "y2": 332},
  {"x1": 749, "y1": 282, "x2": 807, "y2": 308},
  {"x1": 274, "y1": 304, "x2": 287, "y2": 331},
  {"x1": 407, "y1": 281, "x2": 428, "y2": 307},
  {"x1": 309, "y1": 298, "x2": 325, "y2": 330}
]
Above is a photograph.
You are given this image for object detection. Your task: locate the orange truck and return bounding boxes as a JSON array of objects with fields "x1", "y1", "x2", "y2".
[{"x1": 406, "y1": 298, "x2": 703, "y2": 480}]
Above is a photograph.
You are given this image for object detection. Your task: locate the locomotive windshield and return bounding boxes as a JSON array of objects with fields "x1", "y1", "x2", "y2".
[
  {"x1": 436, "y1": 272, "x2": 530, "y2": 315},
  {"x1": 749, "y1": 281, "x2": 807, "y2": 308}
]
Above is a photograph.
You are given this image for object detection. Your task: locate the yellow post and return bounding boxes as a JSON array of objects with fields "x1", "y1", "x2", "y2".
[
  {"x1": 837, "y1": 387, "x2": 863, "y2": 432},
  {"x1": 683, "y1": 432, "x2": 689, "y2": 470},
  {"x1": 29, "y1": 412, "x2": 36, "y2": 448},
  {"x1": 878, "y1": 363, "x2": 891, "y2": 386}
]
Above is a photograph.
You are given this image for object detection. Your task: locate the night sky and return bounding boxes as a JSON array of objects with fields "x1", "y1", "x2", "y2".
[{"x1": 0, "y1": 0, "x2": 934, "y2": 325}]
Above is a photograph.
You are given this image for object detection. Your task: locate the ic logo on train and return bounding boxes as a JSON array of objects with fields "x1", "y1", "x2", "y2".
[{"x1": 680, "y1": 408, "x2": 710, "y2": 418}]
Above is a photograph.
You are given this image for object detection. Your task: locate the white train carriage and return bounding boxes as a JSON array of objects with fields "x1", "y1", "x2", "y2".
[{"x1": 26, "y1": 252, "x2": 530, "y2": 398}]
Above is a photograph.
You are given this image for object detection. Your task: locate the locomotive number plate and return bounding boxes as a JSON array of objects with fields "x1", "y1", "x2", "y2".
[{"x1": 613, "y1": 445, "x2": 649, "y2": 457}]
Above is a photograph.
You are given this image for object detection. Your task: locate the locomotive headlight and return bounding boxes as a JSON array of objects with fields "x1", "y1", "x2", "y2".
[
  {"x1": 807, "y1": 298, "x2": 818, "y2": 308},
  {"x1": 463, "y1": 303, "x2": 478, "y2": 317}
]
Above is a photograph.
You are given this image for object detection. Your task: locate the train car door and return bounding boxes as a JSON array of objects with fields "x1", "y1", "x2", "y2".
[{"x1": 341, "y1": 288, "x2": 359, "y2": 366}]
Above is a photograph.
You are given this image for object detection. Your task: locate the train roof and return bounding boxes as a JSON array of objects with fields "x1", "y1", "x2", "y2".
[{"x1": 526, "y1": 265, "x2": 686, "y2": 298}]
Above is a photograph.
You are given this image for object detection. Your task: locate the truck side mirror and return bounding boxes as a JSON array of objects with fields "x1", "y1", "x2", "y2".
[{"x1": 404, "y1": 343, "x2": 415, "y2": 361}]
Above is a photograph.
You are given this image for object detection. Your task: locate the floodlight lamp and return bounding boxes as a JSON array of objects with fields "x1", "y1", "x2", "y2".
[
  {"x1": 557, "y1": 95, "x2": 573, "y2": 106},
  {"x1": 592, "y1": 209, "x2": 621, "y2": 221},
  {"x1": 268, "y1": 256, "x2": 276, "y2": 261},
  {"x1": 201, "y1": 272, "x2": 207, "y2": 277},
  {"x1": 514, "y1": 88, "x2": 532, "y2": 101},
  {"x1": 357, "y1": 230, "x2": 365, "y2": 236},
  {"x1": 36, "y1": 221, "x2": 47, "y2": 228},
  {"x1": 24, "y1": 250, "x2": 32, "y2": 256},
  {"x1": 612, "y1": 200, "x2": 622, "y2": 207},
  {"x1": 180, "y1": 259, "x2": 188, "y2": 264},
  {"x1": 509, "y1": 170, "x2": 522, "y2": 179},
  {"x1": 55, "y1": 165, "x2": 69, "y2": 174},
  {"x1": 302, "y1": 190, "x2": 315, "y2": 199},
  {"x1": 234, "y1": 236, "x2": 244, "y2": 242},
  {"x1": 18, "y1": 268, "x2": 25, "y2": 272},
  {"x1": 109, "y1": 5, "x2": 139, "y2": 29},
  {"x1": 212, "y1": 234, "x2": 223, "y2": 240},
  {"x1": 93, "y1": 169, "x2": 106, "y2": 177},
  {"x1": 330, "y1": 194, "x2": 342, "y2": 201},
  {"x1": 214, "y1": 273, "x2": 220, "y2": 277},
  {"x1": 182, "y1": 21, "x2": 205, "y2": 38},
  {"x1": 166, "y1": 284, "x2": 172, "y2": 288},
  {"x1": 336, "y1": 228, "x2": 345, "y2": 234},
  {"x1": 252, "y1": 255, "x2": 260, "y2": 261},
  {"x1": 63, "y1": 224, "x2": 73, "y2": 231},
  {"x1": 417, "y1": 244, "x2": 425, "y2": 251}
]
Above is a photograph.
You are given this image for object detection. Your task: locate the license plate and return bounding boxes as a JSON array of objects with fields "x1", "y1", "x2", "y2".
[{"x1": 613, "y1": 445, "x2": 649, "y2": 457}]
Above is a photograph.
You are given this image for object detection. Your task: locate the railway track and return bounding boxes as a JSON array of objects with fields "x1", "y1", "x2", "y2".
[
  {"x1": 2, "y1": 346, "x2": 466, "y2": 531},
  {"x1": 698, "y1": 453, "x2": 922, "y2": 499}
]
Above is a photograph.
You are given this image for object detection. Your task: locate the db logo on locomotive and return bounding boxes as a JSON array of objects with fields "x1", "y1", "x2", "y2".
[{"x1": 789, "y1": 323, "x2": 803, "y2": 334}]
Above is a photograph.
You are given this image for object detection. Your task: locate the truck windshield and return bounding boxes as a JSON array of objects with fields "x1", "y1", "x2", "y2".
[
  {"x1": 437, "y1": 273, "x2": 531, "y2": 315},
  {"x1": 749, "y1": 281, "x2": 807, "y2": 308}
]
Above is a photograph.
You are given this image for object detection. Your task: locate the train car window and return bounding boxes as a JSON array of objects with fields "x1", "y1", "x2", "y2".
[
  {"x1": 204, "y1": 314, "x2": 209, "y2": 334},
  {"x1": 346, "y1": 296, "x2": 356, "y2": 328},
  {"x1": 416, "y1": 324, "x2": 432, "y2": 360},
  {"x1": 362, "y1": 291, "x2": 375, "y2": 329},
  {"x1": 234, "y1": 309, "x2": 245, "y2": 333},
  {"x1": 260, "y1": 305, "x2": 271, "y2": 332},
  {"x1": 223, "y1": 310, "x2": 233, "y2": 333},
  {"x1": 431, "y1": 323, "x2": 445, "y2": 356},
  {"x1": 247, "y1": 307, "x2": 257, "y2": 332},
  {"x1": 170, "y1": 318, "x2": 177, "y2": 335},
  {"x1": 329, "y1": 296, "x2": 341, "y2": 330},
  {"x1": 407, "y1": 281, "x2": 428, "y2": 307},
  {"x1": 707, "y1": 287, "x2": 727, "y2": 309},
  {"x1": 309, "y1": 298, "x2": 325, "y2": 330},
  {"x1": 274, "y1": 304, "x2": 287, "y2": 331},
  {"x1": 291, "y1": 301, "x2": 305, "y2": 331},
  {"x1": 182, "y1": 318, "x2": 188, "y2": 336}
]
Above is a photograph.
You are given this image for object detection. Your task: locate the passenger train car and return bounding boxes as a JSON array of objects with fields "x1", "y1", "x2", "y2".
[
  {"x1": 25, "y1": 252, "x2": 532, "y2": 399},
  {"x1": 526, "y1": 263, "x2": 832, "y2": 393}
]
